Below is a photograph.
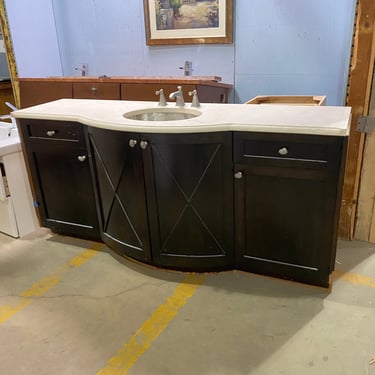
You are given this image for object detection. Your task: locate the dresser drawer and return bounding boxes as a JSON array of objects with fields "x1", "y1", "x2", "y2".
[
  {"x1": 73, "y1": 82, "x2": 120, "y2": 100},
  {"x1": 20, "y1": 120, "x2": 84, "y2": 143},
  {"x1": 234, "y1": 132, "x2": 342, "y2": 170}
]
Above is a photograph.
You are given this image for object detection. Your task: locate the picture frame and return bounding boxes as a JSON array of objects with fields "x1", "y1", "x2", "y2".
[{"x1": 143, "y1": 0, "x2": 233, "y2": 45}]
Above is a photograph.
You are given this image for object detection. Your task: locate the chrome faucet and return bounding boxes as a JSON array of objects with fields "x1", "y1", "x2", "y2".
[
  {"x1": 169, "y1": 86, "x2": 185, "y2": 107},
  {"x1": 179, "y1": 61, "x2": 192, "y2": 76},
  {"x1": 74, "y1": 63, "x2": 88, "y2": 77}
]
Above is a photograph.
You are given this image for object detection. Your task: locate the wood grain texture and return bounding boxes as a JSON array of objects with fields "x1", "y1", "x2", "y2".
[
  {"x1": 0, "y1": 0, "x2": 19, "y2": 109},
  {"x1": 339, "y1": 0, "x2": 375, "y2": 239},
  {"x1": 355, "y1": 53, "x2": 375, "y2": 241},
  {"x1": 0, "y1": 81, "x2": 15, "y2": 115},
  {"x1": 18, "y1": 77, "x2": 232, "y2": 108},
  {"x1": 246, "y1": 95, "x2": 327, "y2": 106},
  {"x1": 369, "y1": 73, "x2": 375, "y2": 242},
  {"x1": 17, "y1": 76, "x2": 231, "y2": 87}
]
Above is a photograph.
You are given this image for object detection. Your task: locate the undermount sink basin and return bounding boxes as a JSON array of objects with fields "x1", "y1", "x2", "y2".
[{"x1": 123, "y1": 107, "x2": 201, "y2": 121}]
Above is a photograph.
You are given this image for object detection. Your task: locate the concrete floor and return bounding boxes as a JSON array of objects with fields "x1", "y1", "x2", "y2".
[{"x1": 0, "y1": 228, "x2": 374, "y2": 375}]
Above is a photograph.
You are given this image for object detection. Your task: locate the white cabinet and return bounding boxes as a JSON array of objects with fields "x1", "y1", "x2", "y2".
[
  {"x1": 0, "y1": 126, "x2": 38, "y2": 237},
  {"x1": 0, "y1": 163, "x2": 18, "y2": 237}
]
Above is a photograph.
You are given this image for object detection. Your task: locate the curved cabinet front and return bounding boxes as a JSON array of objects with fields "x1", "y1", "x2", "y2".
[
  {"x1": 88, "y1": 128, "x2": 152, "y2": 263},
  {"x1": 19, "y1": 118, "x2": 348, "y2": 287},
  {"x1": 88, "y1": 127, "x2": 234, "y2": 271}
]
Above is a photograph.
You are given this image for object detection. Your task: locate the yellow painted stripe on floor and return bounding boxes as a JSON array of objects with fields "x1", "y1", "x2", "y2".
[
  {"x1": 0, "y1": 299, "x2": 32, "y2": 324},
  {"x1": 332, "y1": 269, "x2": 375, "y2": 288},
  {"x1": 21, "y1": 245, "x2": 101, "y2": 298},
  {"x1": 97, "y1": 273, "x2": 206, "y2": 375},
  {"x1": 0, "y1": 242, "x2": 103, "y2": 324}
]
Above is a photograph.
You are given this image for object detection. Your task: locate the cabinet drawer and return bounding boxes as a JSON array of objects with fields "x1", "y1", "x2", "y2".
[
  {"x1": 19, "y1": 81, "x2": 73, "y2": 108},
  {"x1": 20, "y1": 120, "x2": 84, "y2": 143},
  {"x1": 234, "y1": 132, "x2": 342, "y2": 170},
  {"x1": 73, "y1": 82, "x2": 120, "y2": 100}
]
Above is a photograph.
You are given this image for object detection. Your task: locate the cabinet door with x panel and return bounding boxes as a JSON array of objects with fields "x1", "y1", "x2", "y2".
[
  {"x1": 88, "y1": 128, "x2": 233, "y2": 269},
  {"x1": 88, "y1": 127, "x2": 152, "y2": 262},
  {"x1": 143, "y1": 132, "x2": 234, "y2": 271}
]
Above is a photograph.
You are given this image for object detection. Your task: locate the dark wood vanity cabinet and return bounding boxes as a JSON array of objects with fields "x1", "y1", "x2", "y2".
[
  {"x1": 18, "y1": 120, "x2": 101, "y2": 241},
  {"x1": 233, "y1": 132, "x2": 347, "y2": 287},
  {"x1": 17, "y1": 115, "x2": 348, "y2": 287},
  {"x1": 88, "y1": 127, "x2": 234, "y2": 270}
]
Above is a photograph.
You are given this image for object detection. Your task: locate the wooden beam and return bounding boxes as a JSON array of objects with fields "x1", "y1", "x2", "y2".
[
  {"x1": 355, "y1": 27, "x2": 375, "y2": 241},
  {"x1": 367, "y1": 74, "x2": 375, "y2": 242},
  {"x1": 339, "y1": 0, "x2": 375, "y2": 239},
  {"x1": 0, "y1": 0, "x2": 20, "y2": 109}
]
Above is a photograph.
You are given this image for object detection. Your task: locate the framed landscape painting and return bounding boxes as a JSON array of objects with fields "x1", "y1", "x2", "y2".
[{"x1": 144, "y1": 0, "x2": 233, "y2": 45}]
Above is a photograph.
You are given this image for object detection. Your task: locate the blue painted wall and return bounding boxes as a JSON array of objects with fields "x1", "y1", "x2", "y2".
[
  {"x1": 51, "y1": 0, "x2": 235, "y2": 83},
  {"x1": 235, "y1": 0, "x2": 357, "y2": 105},
  {"x1": 5, "y1": 0, "x2": 62, "y2": 77},
  {"x1": 6, "y1": 0, "x2": 356, "y2": 105}
]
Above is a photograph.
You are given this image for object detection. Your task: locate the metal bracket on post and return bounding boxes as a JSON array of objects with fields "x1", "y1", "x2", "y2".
[{"x1": 357, "y1": 116, "x2": 375, "y2": 134}]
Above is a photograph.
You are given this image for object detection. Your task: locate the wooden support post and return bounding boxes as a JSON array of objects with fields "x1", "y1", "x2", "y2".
[
  {"x1": 355, "y1": 30, "x2": 375, "y2": 241},
  {"x1": 339, "y1": 0, "x2": 375, "y2": 239},
  {"x1": 0, "y1": 0, "x2": 20, "y2": 109}
]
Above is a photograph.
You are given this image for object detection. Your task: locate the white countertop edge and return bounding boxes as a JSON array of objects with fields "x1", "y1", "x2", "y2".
[
  {"x1": 12, "y1": 99, "x2": 351, "y2": 137},
  {"x1": 13, "y1": 112, "x2": 350, "y2": 137}
]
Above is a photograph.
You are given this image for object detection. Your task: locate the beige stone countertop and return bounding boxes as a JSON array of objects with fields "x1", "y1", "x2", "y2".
[{"x1": 12, "y1": 99, "x2": 351, "y2": 136}]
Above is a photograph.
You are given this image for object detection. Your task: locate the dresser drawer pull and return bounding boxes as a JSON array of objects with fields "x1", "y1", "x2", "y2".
[
  {"x1": 77, "y1": 155, "x2": 86, "y2": 162},
  {"x1": 278, "y1": 147, "x2": 288, "y2": 156},
  {"x1": 46, "y1": 130, "x2": 55, "y2": 137}
]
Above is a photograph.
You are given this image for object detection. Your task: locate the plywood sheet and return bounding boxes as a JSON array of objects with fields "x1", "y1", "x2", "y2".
[
  {"x1": 355, "y1": 18, "x2": 375, "y2": 242},
  {"x1": 339, "y1": 0, "x2": 375, "y2": 239}
]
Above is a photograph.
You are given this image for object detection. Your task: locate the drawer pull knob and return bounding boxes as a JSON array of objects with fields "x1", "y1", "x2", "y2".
[
  {"x1": 140, "y1": 140, "x2": 148, "y2": 150},
  {"x1": 77, "y1": 155, "x2": 86, "y2": 162},
  {"x1": 234, "y1": 171, "x2": 243, "y2": 179},
  {"x1": 91, "y1": 87, "x2": 97, "y2": 91},
  {"x1": 46, "y1": 130, "x2": 55, "y2": 137},
  {"x1": 129, "y1": 139, "x2": 137, "y2": 148},
  {"x1": 278, "y1": 147, "x2": 288, "y2": 156}
]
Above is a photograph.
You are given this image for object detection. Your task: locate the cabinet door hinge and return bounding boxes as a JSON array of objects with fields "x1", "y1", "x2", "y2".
[{"x1": 357, "y1": 116, "x2": 375, "y2": 134}]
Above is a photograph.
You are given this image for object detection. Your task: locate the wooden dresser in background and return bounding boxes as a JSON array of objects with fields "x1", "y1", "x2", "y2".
[
  {"x1": 0, "y1": 80, "x2": 15, "y2": 115},
  {"x1": 17, "y1": 76, "x2": 233, "y2": 108}
]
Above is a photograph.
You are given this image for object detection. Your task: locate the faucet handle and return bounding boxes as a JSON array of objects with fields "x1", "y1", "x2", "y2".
[
  {"x1": 188, "y1": 89, "x2": 200, "y2": 108},
  {"x1": 155, "y1": 89, "x2": 167, "y2": 106}
]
